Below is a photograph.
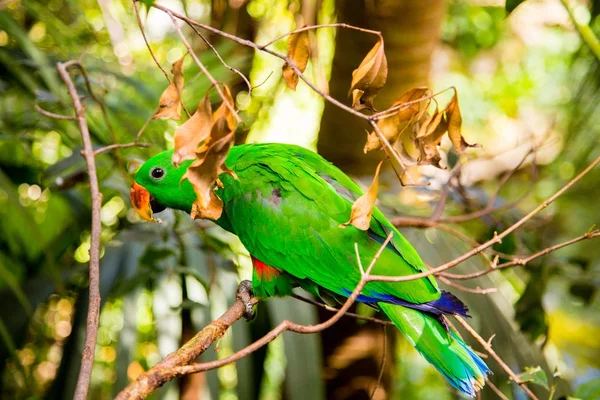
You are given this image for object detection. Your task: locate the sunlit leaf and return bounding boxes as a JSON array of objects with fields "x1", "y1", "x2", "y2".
[
  {"x1": 446, "y1": 91, "x2": 478, "y2": 153},
  {"x1": 574, "y1": 377, "x2": 600, "y2": 400},
  {"x1": 340, "y1": 161, "x2": 383, "y2": 230},
  {"x1": 518, "y1": 366, "x2": 549, "y2": 390},
  {"x1": 194, "y1": 85, "x2": 238, "y2": 155},
  {"x1": 154, "y1": 55, "x2": 185, "y2": 120},
  {"x1": 182, "y1": 133, "x2": 236, "y2": 220},
  {"x1": 365, "y1": 87, "x2": 429, "y2": 152},
  {"x1": 172, "y1": 95, "x2": 212, "y2": 166},
  {"x1": 282, "y1": 30, "x2": 310, "y2": 91},
  {"x1": 349, "y1": 38, "x2": 388, "y2": 110},
  {"x1": 418, "y1": 115, "x2": 448, "y2": 168}
]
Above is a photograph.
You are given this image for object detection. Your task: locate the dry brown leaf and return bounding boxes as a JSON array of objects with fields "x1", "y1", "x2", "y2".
[
  {"x1": 446, "y1": 92, "x2": 478, "y2": 152},
  {"x1": 212, "y1": 84, "x2": 237, "y2": 132},
  {"x1": 349, "y1": 38, "x2": 388, "y2": 110},
  {"x1": 154, "y1": 56, "x2": 185, "y2": 120},
  {"x1": 282, "y1": 30, "x2": 310, "y2": 91},
  {"x1": 418, "y1": 116, "x2": 449, "y2": 168},
  {"x1": 195, "y1": 85, "x2": 238, "y2": 154},
  {"x1": 172, "y1": 95, "x2": 212, "y2": 166},
  {"x1": 365, "y1": 87, "x2": 430, "y2": 152},
  {"x1": 183, "y1": 133, "x2": 236, "y2": 220},
  {"x1": 340, "y1": 161, "x2": 383, "y2": 230}
]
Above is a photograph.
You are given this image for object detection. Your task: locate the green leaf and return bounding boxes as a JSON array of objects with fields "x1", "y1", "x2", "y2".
[
  {"x1": 505, "y1": 0, "x2": 526, "y2": 14},
  {"x1": 574, "y1": 378, "x2": 600, "y2": 400},
  {"x1": 517, "y1": 366, "x2": 549, "y2": 390}
]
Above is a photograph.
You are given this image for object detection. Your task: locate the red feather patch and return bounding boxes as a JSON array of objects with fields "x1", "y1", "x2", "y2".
[{"x1": 252, "y1": 257, "x2": 281, "y2": 281}]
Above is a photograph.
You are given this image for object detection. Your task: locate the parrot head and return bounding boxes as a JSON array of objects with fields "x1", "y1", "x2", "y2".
[{"x1": 130, "y1": 150, "x2": 196, "y2": 222}]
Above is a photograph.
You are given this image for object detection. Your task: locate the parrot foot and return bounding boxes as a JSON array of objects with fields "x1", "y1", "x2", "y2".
[{"x1": 236, "y1": 280, "x2": 255, "y2": 321}]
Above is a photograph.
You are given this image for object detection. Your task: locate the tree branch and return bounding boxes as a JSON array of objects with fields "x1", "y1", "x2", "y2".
[
  {"x1": 115, "y1": 295, "x2": 259, "y2": 400},
  {"x1": 367, "y1": 155, "x2": 600, "y2": 283},
  {"x1": 454, "y1": 316, "x2": 539, "y2": 400},
  {"x1": 56, "y1": 60, "x2": 103, "y2": 400},
  {"x1": 116, "y1": 233, "x2": 393, "y2": 399}
]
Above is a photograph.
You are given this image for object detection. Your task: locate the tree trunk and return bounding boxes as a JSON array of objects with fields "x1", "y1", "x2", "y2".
[{"x1": 317, "y1": 0, "x2": 446, "y2": 175}]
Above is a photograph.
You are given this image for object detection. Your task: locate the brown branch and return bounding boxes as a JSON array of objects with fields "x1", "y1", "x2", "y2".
[
  {"x1": 186, "y1": 23, "x2": 252, "y2": 94},
  {"x1": 443, "y1": 230, "x2": 600, "y2": 280},
  {"x1": 486, "y1": 379, "x2": 510, "y2": 400},
  {"x1": 454, "y1": 316, "x2": 539, "y2": 400},
  {"x1": 133, "y1": 0, "x2": 171, "y2": 82},
  {"x1": 93, "y1": 141, "x2": 152, "y2": 156},
  {"x1": 151, "y1": 2, "x2": 369, "y2": 123},
  {"x1": 164, "y1": 9, "x2": 241, "y2": 124},
  {"x1": 258, "y1": 23, "x2": 381, "y2": 49},
  {"x1": 172, "y1": 234, "x2": 392, "y2": 375},
  {"x1": 56, "y1": 60, "x2": 103, "y2": 400},
  {"x1": 437, "y1": 275, "x2": 497, "y2": 295},
  {"x1": 290, "y1": 294, "x2": 394, "y2": 326},
  {"x1": 115, "y1": 295, "x2": 259, "y2": 400},
  {"x1": 35, "y1": 104, "x2": 76, "y2": 120},
  {"x1": 368, "y1": 155, "x2": 600, "y2": 283},
  {"x1": 370, "y1": 325, "x2": 387, "y2": 400},
  {"x1": 117, "y1": 234, "x2": 393, "y2": 399}
]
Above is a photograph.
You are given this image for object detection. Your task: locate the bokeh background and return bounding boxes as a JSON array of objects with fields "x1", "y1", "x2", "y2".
[{"x1": 1, "y1": 0, "x2": 599, "y2": 399}]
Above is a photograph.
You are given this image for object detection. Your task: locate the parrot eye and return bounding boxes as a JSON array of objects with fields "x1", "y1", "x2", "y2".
[{"x1": 150, "y1": 167, "x2": 165, "y2": 180}]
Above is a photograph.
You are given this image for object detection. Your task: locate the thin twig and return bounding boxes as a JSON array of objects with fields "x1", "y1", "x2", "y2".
[
  {"x1": 486, "y1": 379, "x2": 510, "y2": 400},
  {"x1": 186, "y1": 23, "x2": 252, "y2": 93},
  {"x1": 437, "y1": 275, "x2": 497, "y2": 295},
  {"x1": 370, "y1": 325, "x2": 387, "y2": 400},
  {"x1": 291, "y1": 294, "x2": 394, "y2": 326},
  {"x1": 56, "y1": 60, "x2": 103, "y2": 400},
  {"x1": 132, "y1": 0, "x2": 171, "y2": 82},
  {"x1": 93, "y1": 141, "x2": 152, "y2": 156},
  {"x1": 165, "y1": 10, "x2": 241, "y2": 124},
  {"x1": 369, "y1": 155, "x2": 600, "y2": 283},
  {"x1": 454, "y1": 316, "x2": 539, "y2": 400},
  {"x1": 35, "y1": 104, "x2": 76, "y2": 120},
  {"x1": 443, "y1": 230, "x2": 600, "y2": 280},
  {"x1": 258, "y1": 23, "x2": 381, "y2": 49}
]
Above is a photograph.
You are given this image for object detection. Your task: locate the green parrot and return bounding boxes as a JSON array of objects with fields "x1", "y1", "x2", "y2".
[{"x1": 131, "y1": 143, "x2": 490, "y2": 396}]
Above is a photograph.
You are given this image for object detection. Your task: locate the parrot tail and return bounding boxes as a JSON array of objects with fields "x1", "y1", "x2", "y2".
[{"x1": 378, "y1": 302, "x2": 490, "y2": 397}]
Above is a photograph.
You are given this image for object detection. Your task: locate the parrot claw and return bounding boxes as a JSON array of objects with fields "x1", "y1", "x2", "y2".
[{"x1": 236, "y1": 280, "x2": 255, "y2": 321}]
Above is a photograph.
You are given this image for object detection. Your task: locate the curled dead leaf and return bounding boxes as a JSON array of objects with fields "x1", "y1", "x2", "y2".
[
  {"x1": 282, "y1": 30, "x2": 310, "y2": 91},
  {"x1": 446, "y1": 92, "x2": 478, "y2": 152},
  {"x1": 340, "y1": 161, "x2": 383, "y2": 230},
  {"x1": 182, "y1": 133, "x2": 236, "y2": 221},
  {"x1": 212, "y1": 84, "x2": 237, "y2": 133},
  {"x1": 349, "y1": 38, "x2": 388, "y2": 110},
  {"x1": 365, "y1": 87, "x2": 430, "y2": 153},
  {"x1": 154, "y1": 56, "x2": 185, "y2": 120},
  {"x1": 172, "y1": 95, "x2": 212, "y2": 166}
]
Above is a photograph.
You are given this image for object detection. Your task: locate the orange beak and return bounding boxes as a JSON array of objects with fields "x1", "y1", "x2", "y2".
[{"x1": 130, "y1": 181, "x2": 157, "y2": 222}]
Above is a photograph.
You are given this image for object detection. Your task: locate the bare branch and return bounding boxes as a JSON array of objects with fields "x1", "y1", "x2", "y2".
[
  {"x1": 454, "y1": 316, "x2": 539, "y2": 400},
  {"x1": 56, "y1": 61, "x2": 103, "y2": 400},
  {"x1": 115, "y1": 295, "x2": 259, "y2": 400},
  {"x1": 165, "y1": 9, "x2": 241, "y2": 124},
  {"x1": 132, "y1": 0, "x2": 171, "y2": 82},
  {"x1": 35, "y1": 104, "x2": 76, "y2": 120},
  {"x1": 443, "y1": 230, "x2": 600, "y2": 280},
  {"x1": 291, "y1": 294, "x2": 394, "y2": 326},
  {"x1": 93, "y1": 141, "x2": 151, "y2": 156},
  {"x1": 369, "y1": 155, "x2": 600, "y2": 283}
]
